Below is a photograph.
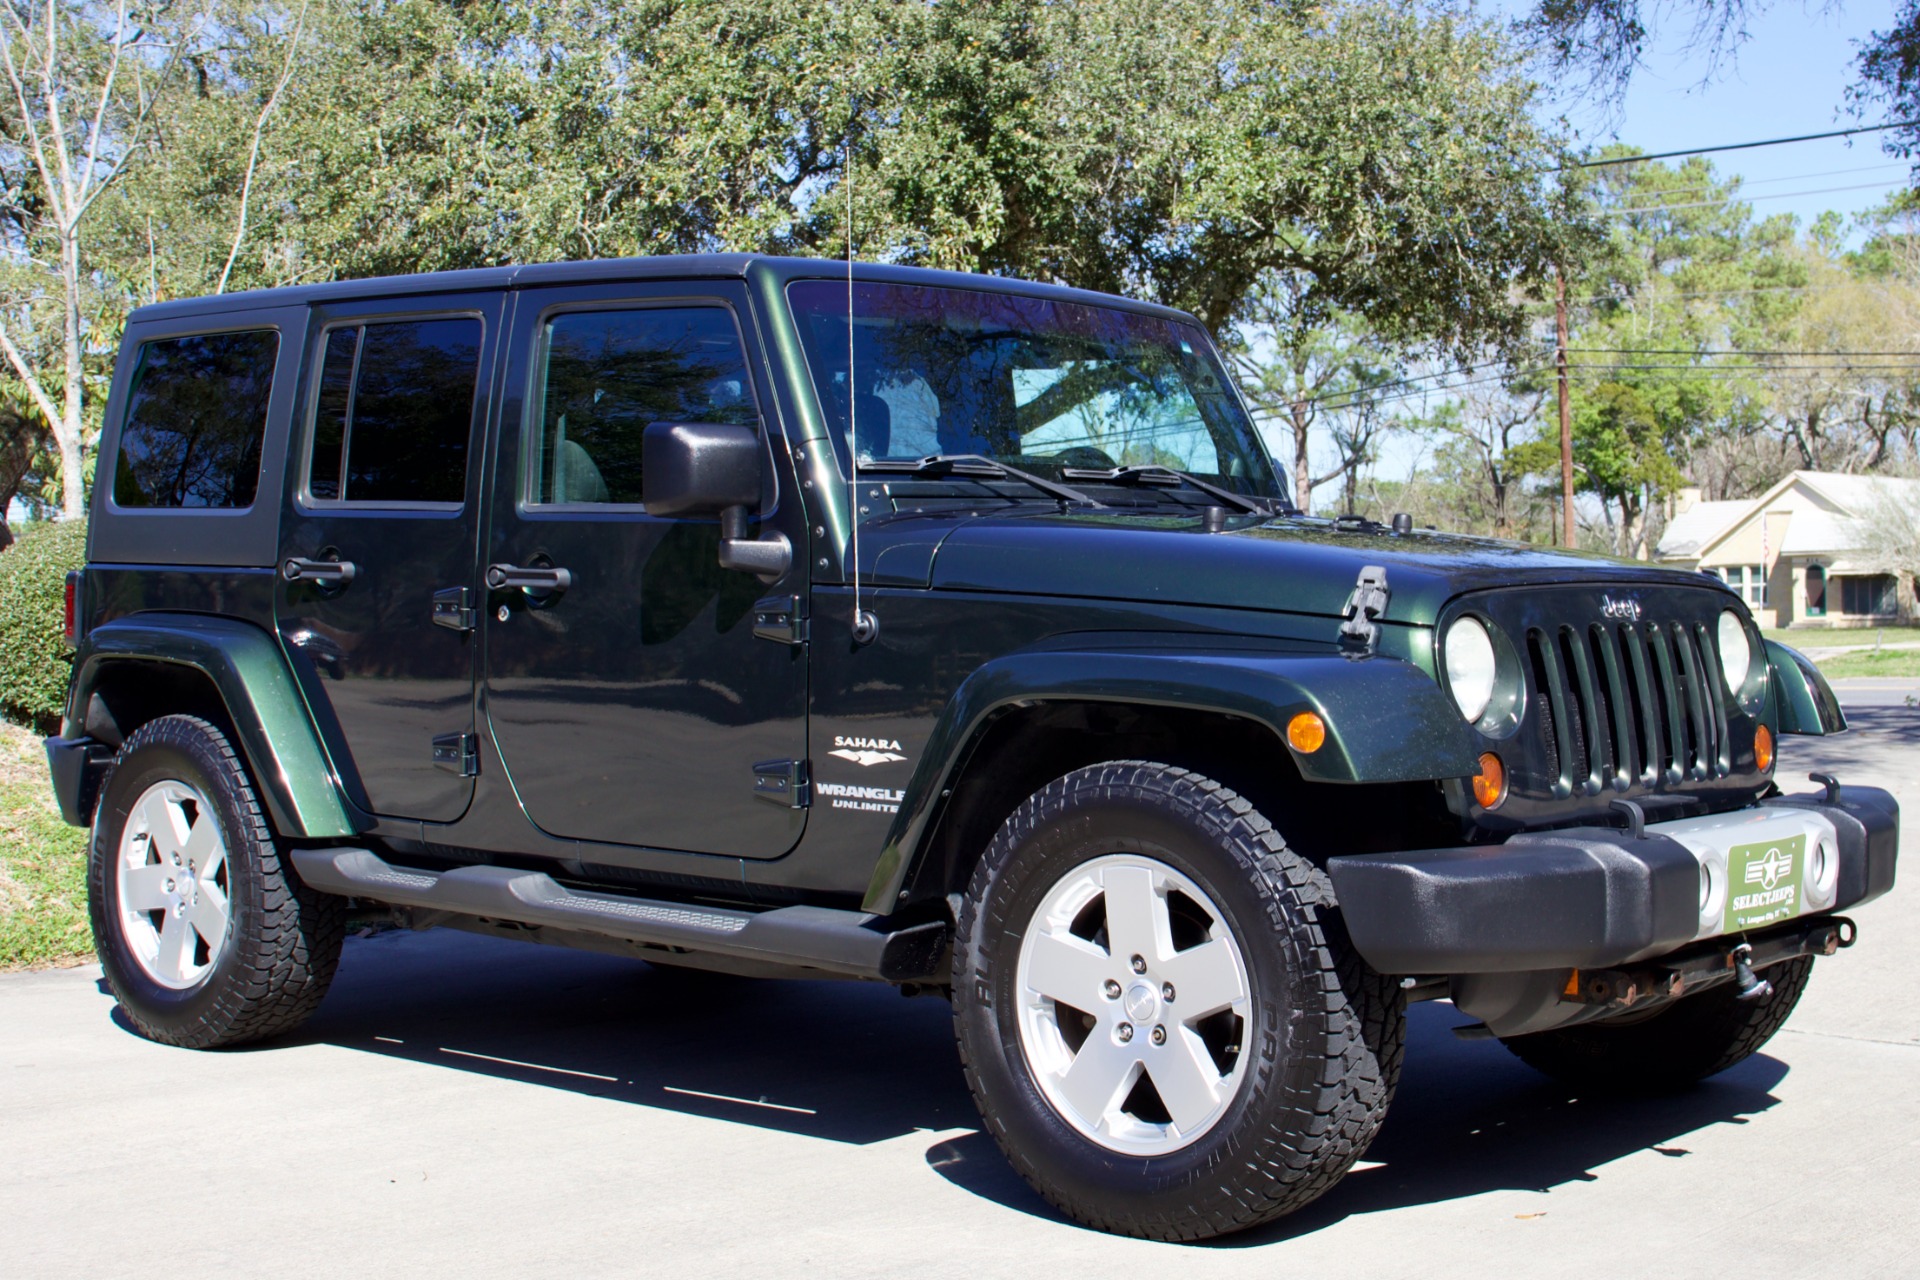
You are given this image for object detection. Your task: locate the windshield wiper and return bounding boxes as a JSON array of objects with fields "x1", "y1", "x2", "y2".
[
  {"x1": 859, "y1": 454, "x2": 1104, "y2": 507},
  {"x1": 1059, "y1": 464, "x2": 1274, "y2": 516}
]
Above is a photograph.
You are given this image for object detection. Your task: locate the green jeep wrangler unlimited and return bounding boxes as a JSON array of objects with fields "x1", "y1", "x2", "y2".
[{"x1": 47, "y1": 256, "x2": 1898, "y2": 1241}]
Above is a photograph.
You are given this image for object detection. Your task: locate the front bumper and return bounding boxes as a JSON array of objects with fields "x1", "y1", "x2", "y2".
[{"x1": 1327, "y1": 783, "x2": 1898, "y2": 975}]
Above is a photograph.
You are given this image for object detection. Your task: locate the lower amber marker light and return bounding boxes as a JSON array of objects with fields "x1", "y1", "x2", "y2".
[
  {"x1": 1287, "y1": 712, "x2": 1327, "y2": 754},
  {"x1": 1754, "y1": 724, "x2": 1774, "y2": 772},
  {"x1": 1471, "y1": 752, "x2": 1507, "y2": 809}
]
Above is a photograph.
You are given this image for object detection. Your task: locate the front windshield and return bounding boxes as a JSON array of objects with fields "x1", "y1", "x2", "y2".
[{"x1": 786, "y1": 280, "x2": 1287, "y2": 506}]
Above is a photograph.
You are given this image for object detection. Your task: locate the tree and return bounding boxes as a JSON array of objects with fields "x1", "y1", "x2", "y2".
[
  {"x1": 1848, "y1": 485, "x2": 1920, "y2": 618},
  {"x1": 0, "y1": 0, "x2": 187, "y2": 518},
  {"x1": 1226, "y1": 278, "x2": 1404, "y2": 513}
]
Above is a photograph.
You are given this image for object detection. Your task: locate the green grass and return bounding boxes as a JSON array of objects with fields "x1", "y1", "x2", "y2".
[
  {"x1": 1811, "y1": 647, "x2": 1920, "y2": 680},
  {"x1": 0, "y1": 721, "x2": 91, "y2": 970},
  {"x1": 1761, "y1": 624, "x2": 1920, "y2": 648}
]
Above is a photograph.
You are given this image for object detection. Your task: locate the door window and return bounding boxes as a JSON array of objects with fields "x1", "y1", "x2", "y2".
[
  {"x1": 306, "y1": 317, "x2": 483, "y2": 505},
  {"x1": 528, "y1": 306, "x2": 757, "y2": 506}
]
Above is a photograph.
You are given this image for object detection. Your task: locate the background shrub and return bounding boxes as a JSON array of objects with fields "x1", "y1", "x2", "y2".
[{"x1": 0, "y1": 521, "x2": 87, "y2": 733}]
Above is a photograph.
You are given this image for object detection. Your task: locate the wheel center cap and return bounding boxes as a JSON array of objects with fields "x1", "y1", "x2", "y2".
[{"x1": 1124, "y1": 981, "x2": 1159, "y2": 1024}]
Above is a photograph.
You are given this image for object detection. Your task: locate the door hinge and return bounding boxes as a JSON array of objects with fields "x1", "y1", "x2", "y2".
[
  {"x1": 752, "y1": 758, "x2": 810, "y2": 809},
  {"x1": 432, "y1": 586, "x2": 476, "y2": 633},
  {"x1": 751, "y1": 594, "x2": 808, "y2": 646},
  {"x1": 432, "y1": 732, "x2": 478, "y2": 777}
]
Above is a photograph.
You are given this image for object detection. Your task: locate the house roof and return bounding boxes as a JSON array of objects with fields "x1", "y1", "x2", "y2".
[
  {"x1": 1675, "y1": 470, "x2": 1920, "y2": 562},
  {"x1": 1655, "y1": 499, "x2": 1748, "y2": 559}
]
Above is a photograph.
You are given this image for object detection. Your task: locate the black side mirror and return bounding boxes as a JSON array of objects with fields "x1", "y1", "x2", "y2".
[{"x1": 641, "y1": 421, "x2": 792, "y2": 583}]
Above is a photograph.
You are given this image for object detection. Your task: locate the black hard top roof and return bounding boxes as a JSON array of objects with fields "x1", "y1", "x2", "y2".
[{"x1": 128, "y1": 254, "x2": 1199, "y2": 326}]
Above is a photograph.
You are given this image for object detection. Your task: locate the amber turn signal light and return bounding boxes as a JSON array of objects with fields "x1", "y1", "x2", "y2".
[
  {"x1": 1471, "y1": 752, "x2": 1506, "y2": 809},
  {"x1": 1287, "y1": 712, "x2": 1326, "y2": 754},
  {"x1": 1754, "y1": 724, "x2": 1774, "y2": 772}
]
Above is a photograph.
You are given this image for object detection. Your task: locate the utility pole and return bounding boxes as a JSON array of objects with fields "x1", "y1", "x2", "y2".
[{"x1": 1556, "y1": 266, "x2": 1574, "y2": 549}]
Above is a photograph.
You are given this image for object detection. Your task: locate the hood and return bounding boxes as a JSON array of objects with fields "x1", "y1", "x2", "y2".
[{"x1": 859, "y1": 509, "x2": 1728, "y2": 627}]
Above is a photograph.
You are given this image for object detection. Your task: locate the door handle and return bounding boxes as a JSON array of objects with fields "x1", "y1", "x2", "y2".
[
  {"x1": 486, "y1": 563, "x2": 573, "y2": 592},
  {"x1": 282, "y1": 556, "x2": 358, "y2": 585}
]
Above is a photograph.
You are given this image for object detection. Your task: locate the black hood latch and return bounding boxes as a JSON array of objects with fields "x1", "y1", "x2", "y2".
[{"x1": 1339, "y1": 565, "x2": 1390, "y2": 654}]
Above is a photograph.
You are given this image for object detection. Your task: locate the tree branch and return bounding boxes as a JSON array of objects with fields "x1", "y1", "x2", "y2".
[
  {"x1": 0, "y1": 315, "x2": 66, "y2": 431},
  {"x1": 219, "y1": 0, "x2": 310, "y2": 293}
]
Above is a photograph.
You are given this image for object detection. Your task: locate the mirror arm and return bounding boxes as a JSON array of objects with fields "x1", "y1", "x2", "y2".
[{"x1": 716, "y1": 504, "x2": 793, "y2": 584}]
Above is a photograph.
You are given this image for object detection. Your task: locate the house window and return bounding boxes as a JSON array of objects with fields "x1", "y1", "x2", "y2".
[
  {"x1": 1839, "y1": 574, "x2": 1898, "y2": 617},
  {"x1": 1719, "y1": 564, "x2": 1767, "y2": 607},
  {"x1": 1805, "y1": 564, "x2": 1826, "y2": 617}
]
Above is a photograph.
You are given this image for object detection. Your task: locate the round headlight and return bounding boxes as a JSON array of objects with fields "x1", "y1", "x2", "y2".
[
  {"x1": 1443, "y1": 616, "x2": 1498, "y2": 723},
  {"x1": 1717, "y1": 609, "x2": 1752, "y2": 693}
]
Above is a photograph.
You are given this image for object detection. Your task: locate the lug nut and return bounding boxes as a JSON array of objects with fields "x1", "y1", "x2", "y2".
[
  {"x1": 1103, "y1": 979, "x2": 1122, "y2": 999},
  {"x1": 1117, "y1": 1023, "x2": 1134, "y2": 1042},
  {"x1": 1130, "y1": 954, "x2": 1147, "y2": 974},
  {"x1": 1151, "y1": 1025, "x2": 1167, "y2": 1045},
  {"x1": 1162, "y1": 983, "x2": 1175, "y2": 1003}
]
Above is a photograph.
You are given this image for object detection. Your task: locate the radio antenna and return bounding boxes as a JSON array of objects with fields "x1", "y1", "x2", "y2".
[{"x1": 847, "y1": 102, "x2": 878, "y2": 646}]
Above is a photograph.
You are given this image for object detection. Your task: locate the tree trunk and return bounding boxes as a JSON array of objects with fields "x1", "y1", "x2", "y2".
[
  {"x1": 1290, "y1": 399, "x2": 1311, "y2": 515},
  {"x1": 58, "y1": 229, "x2": 87, "y2": 519}
]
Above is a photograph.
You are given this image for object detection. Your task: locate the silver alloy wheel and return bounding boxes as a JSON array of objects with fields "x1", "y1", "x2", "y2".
[
  {"x1": 114, "y1": 779, "x2": 231, "y2": 990},
  {"x1": 1014, "y1": 853, "x2": 1253, "y2": 1156}
]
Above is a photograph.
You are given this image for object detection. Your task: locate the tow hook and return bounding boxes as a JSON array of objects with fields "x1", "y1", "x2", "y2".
[{"x1": 1729, "y1": 943, "x2": 1774, "y2": 1003}]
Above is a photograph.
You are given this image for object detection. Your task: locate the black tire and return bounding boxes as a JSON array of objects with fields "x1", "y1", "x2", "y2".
[
  {"x1": 1500, "y1": 955, "x2": 1815, "y2": 1092},
  {"x1": 952, "y1": 761, "x2": 1403, "y2": 1241},
  {"x1": 87, "y1": 715, "x2": 345, "y2": 1048}
]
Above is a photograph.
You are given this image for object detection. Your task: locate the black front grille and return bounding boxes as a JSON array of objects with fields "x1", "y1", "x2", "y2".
[{"x1": 1522, "y1": 619, "x2": 1730, "y2": 798}]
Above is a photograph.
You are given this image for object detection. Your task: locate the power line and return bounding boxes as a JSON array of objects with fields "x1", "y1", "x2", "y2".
[
  {"x1": 1569, "y1": 347, "x2": 1920, "y2": 357},
  {"x1": 1603, "y1": 178, "x2": 1906, "y2": 217},
  {"x1": 1608, "y1": 160, "x2": 1910, "y2": 205},
  {"x1": 1566, "y1": 121, "x2": 1920, "y2": 171}
]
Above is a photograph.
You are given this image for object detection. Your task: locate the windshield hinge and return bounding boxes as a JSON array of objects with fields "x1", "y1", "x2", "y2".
[{"x1": 1339, "y1": 565, "x2": 1390, "y2": 654}]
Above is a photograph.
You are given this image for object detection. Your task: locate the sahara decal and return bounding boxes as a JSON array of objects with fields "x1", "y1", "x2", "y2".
[{"x1": 828, "y1": 736, "x2": 908, "y2": 768}]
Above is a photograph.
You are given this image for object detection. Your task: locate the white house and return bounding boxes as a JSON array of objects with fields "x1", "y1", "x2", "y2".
[{"x1": 1654, "y1": 470, "x2": 1920, "y2": 629}]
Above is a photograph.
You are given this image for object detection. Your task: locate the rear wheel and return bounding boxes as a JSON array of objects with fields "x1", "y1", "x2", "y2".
[
  {"x1": 1499, "y1": 955, "x2": 1814, "y2": 1091},
  {"x1": 952, "y1": 761, "x2": 1402, "y2": 1241},
  {"x1": 88, "y1": 715, "x2": 345, "y2": 1048}
]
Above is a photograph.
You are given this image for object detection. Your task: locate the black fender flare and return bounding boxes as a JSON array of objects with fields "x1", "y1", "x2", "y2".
[
  {"x1": 62, "y1": 613, "x2": 357, "y2": 838},
  {"x1": 861, "y1": 644, "x2": 1480, "y2": 911}
]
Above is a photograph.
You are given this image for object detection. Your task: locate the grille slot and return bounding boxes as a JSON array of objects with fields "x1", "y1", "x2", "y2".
[{"x1": 1523, "y1": 618, "x2": 1729, "y2": 796}]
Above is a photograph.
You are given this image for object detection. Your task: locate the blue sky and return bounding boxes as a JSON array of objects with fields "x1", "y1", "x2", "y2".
[
  {"x1": 1315, "y1": 0, "x2": 1914, "y2": 513},
  {"x1": 1545, "y1": 0, "x2": 1906, "y2": 232}
]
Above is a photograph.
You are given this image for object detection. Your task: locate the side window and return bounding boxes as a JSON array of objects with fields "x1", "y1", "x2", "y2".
[
  {"x1": 113, "y1": 329, "x2": 279, "y2": 509},
  {"x1": 530, "y1": 306, "x2": 756, "y2": 506},
  {"x1": 307, "y1": 317, "x2": 482, "y2": 504}
]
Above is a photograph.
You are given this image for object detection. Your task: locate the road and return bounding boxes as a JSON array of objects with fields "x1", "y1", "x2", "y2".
[{"x1": 4, "y1": 686, "x2": 1915, "y2": 1279}]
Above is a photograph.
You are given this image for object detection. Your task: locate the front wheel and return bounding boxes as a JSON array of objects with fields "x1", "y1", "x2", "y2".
[
  {"x1": 952, "y1": 762, "x2": 1403, "y2": 1241},
  {"x1": 87, "y1": 715, "x2": 345, "y2": 1048},
  {"x1": 1500, "y1": 955, "x2": 1815, "y2": 1091}
]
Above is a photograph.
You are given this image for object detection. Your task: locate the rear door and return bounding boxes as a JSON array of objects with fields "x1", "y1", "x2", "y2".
[
  {"x1": 481, "y1": 281, "x2": 808, "y2": 857},
  {"x1": 276, "y1": 292, "x2": 503, "y2": 823}
]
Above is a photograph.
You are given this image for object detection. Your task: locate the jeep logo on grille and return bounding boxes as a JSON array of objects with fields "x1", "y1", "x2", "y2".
[{"x1": 1600, "y1": 594, "x2": 1643, "y2": 621}]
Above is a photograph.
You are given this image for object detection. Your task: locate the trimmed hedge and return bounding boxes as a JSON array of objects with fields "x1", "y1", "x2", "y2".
[{"x1": 0, "y1": 521, "x2": 87, "y2": 733}]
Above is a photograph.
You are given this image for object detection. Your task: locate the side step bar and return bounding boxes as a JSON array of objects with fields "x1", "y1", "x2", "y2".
[{"x1": 290, "y1": 848, "x2": 946, "y2": 982}]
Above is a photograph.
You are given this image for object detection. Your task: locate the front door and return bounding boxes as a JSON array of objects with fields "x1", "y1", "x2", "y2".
[
  {"x1": 276, "y1": 292, "x2": 503, "y2": 823},
  {"x1": 482, "y1": 282, "x2": 808, "y2": 857}
]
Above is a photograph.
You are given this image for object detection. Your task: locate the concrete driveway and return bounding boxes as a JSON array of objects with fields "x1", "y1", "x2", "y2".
[{"x1": 4, "y1": 696, "x2": 1914, "y2": 1279}]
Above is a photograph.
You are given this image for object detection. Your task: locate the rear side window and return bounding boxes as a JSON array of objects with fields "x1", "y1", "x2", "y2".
[
  {"x1": 307, "y1": 317, "x2": 482, "y2": 504},
  {"x1": 113, "y1": 330, "x2": 279, "y2": 509},
  {"x1": 530, "y1": 307, "x2": 756, "y2": 505}
]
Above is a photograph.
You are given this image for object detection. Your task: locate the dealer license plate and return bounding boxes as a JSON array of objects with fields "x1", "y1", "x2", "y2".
[{"x1": 1725, "y1": 834, "x2": 1805, "y2": 932}]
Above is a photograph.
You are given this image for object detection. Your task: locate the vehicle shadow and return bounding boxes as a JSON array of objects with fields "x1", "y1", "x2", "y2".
[{"x1": 261, "y1": 926, "x2": 1789, "y2": 1237}]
